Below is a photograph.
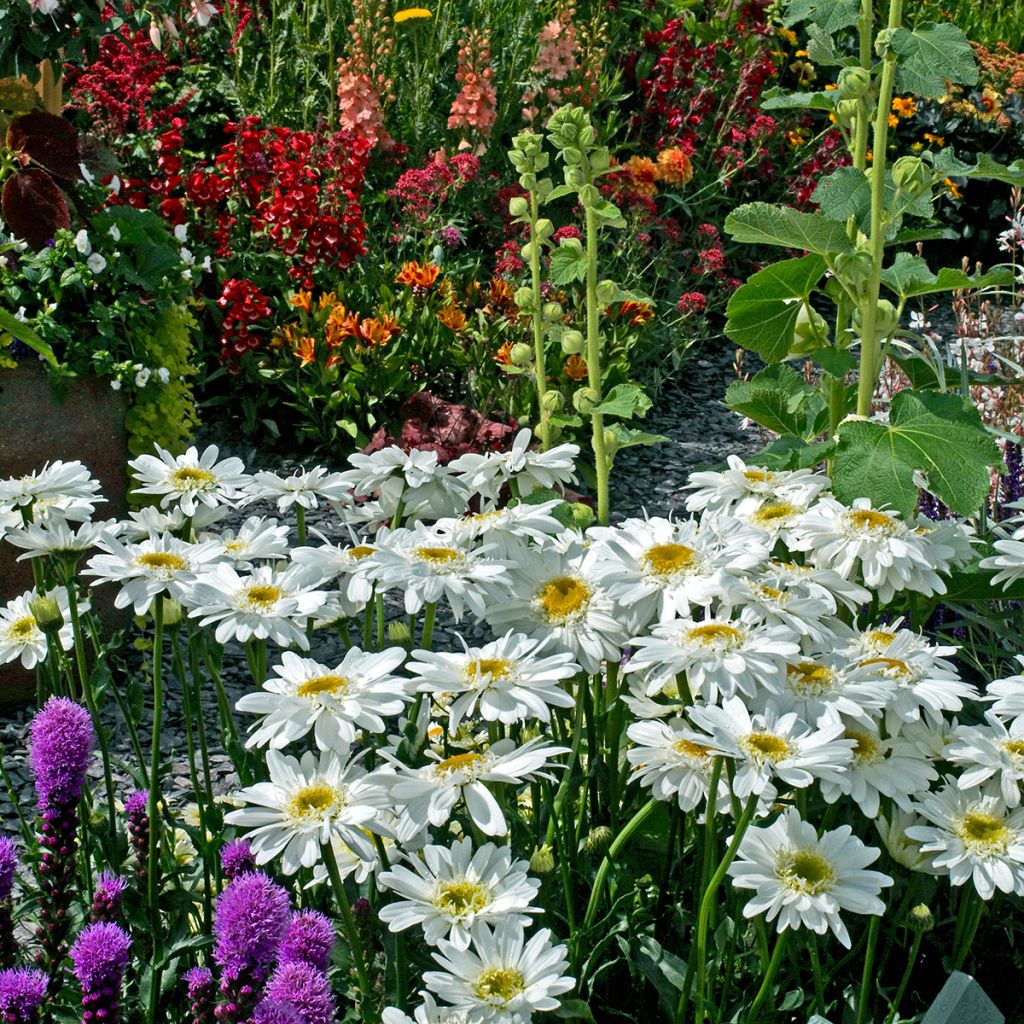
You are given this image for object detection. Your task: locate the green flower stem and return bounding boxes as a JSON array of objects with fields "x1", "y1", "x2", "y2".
[
  {"x1": 747, "y1": 929, "x2": 790, "y2": 1023},
  {"x1": 584, "y1": 181, "x2": 611, "y2": 526},
  {"x1": 420, "y1": 601, "x2": 437, "y2": 650},
  {"x1": 685, "y1": 791, "x2": 760, "y2": 1024},
  {"x1": 246, "y1": 637, "x2": 267, "y2": 687},
  {"x1": 884, "y1": 931, "x2": 923, "y2": 1024},
  {"x1": 322, "y1": 840, "x2": 376, "y2": 1022},
  {"x1": 856, "y1": 914, "x2": 881, "y2": 1024},
  {"x1": 853, "y1": 0, "x2": 874, "y2": 172},
  {"x1": 529, "y1": 189, "x2": 552, "y2": 450},
  {"x1": 581, "y1": 797, "x2": 658, "y2": 931},
  {"x1": 808, "y1": 934, "x2": 827, "y2": 1018},
  {"x1": 545, "y1": 679, "x2": 586, "y2": 847},
  {"x1": 296, "y1": 505, "x2": 307, "y2": 546},
  {"x1": 855, "y1": 0, "x2": 903, "y2": 418},
  {"x1": 951, "y1": 887, "x2": 984, "y2": 971},
  {"x1": 148, "y1": 595, "x2": 165, "y2": 1024}
]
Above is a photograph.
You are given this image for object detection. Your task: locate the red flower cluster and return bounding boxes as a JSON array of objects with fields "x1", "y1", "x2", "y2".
[
  {"x1": 217, "y1": 278, "x2": 272, "y2": 364},
  {"x1": 676, "y1": 291, "x2": 708, "y2": 316},
  {"x1": 387, "y1": 153, "x2": 481, "y2": 226}
]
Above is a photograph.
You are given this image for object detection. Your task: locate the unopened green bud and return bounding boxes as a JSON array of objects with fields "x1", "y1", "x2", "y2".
[
  {"x1": 561, "y1": 146, "x2": 584, "y2": 165},
  {"x1": 788, "y1": 303, "x2": 828, "y2": 359},
  {"x1": 875, "y1": 28, "x2": 896, "y2": 58},
  {"x1": 541, "y1": 389, "x2": 563, "y2": 412},
  {"x1": 603, "y1": 427, "x2": 618, "y2": 456},
  {"x1": 510, "y1": 342, "x2": 534, "y2": 366},
  {"x1": 561, "y1": 330, "x2": 585, "y2": 355},
  {"x1": 573, "y1": 387, "x2": 601, "y2": 414},
  {"x1": 520, "y1": 172, "x2": 537, "y2": 190},
  {"x1": 542, "y1": 301, "x2": 563, "y2": 321},
  {"x1": 578, "y1": 184, "x2": 601, "y2": 207},
  {"x1": 565, "y1": 166, "x2": 586, "y2": 188},
  {"x1": 520, "y1": 241, "x2": 538, "y2": 262},
  {"x1": 834, "y1": 250, "x2": 874, "y2": 294},
  {"x1": 570, "y1": 502, "x2": 595, "y2": 529},
  {"x1": 29, "y1": 594, "x2": 62, "y2": 628},
  {"x1": 835, "y1": 98, "x2": 861, "y2": 126},
  {"x1": 892, "y1": 155, "x2": 931, "y2": 197},
  {"x1": 508, "y1": 196, "x2": 529, "y2": 218},
  {"x1": 576, "y1": 124, "x2": 595, "y2": 148},
  {"x1": 854, "y1": 299, "x2": 900, "y2": 339},
  {"x1": 388, "y1": 620, "x2": 411, "y2": 644},
  {"x1": 161, "y1": 598, "x2": 183, "y2": 626},
  {"x1": 515, "y1": 286, "x2": 536, "y2": 309},
  {"x1": 583, "y1": 825, "x2": 614, "y2": 855},
  {"x1": 907, "y1": 903, "x2": 934, "y2": 933},
  {"x1": 535, "y1": 218, "x2": 555, "y2": 239},
  {"x1": 837, "y1": 66, "x2": 871, "y2": 100},
  {"x1": 559, "y1": 236, "x2": 583, "y2": 253},
  {"x1": 590, "y1": 147, "x2": 611, "y2": 172},
  {"x1": 529, "y1": 844, "x2": 555, "y2": 874},
  {"x1": 596, "y1": 279, "x2": 618, "y2": 306}
]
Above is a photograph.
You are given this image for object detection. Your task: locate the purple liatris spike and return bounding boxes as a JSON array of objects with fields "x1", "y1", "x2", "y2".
[
  {"x1": 0, "y1": 838, "x2": 18, "y2": 969},
  {"x1": 0, "y1": 968, "x2": 47, "y2": 1023},
  {"x1": 262, "y1": 962, "x2": 335, "y2": 1024},
  {"x1": 214, "y1": 872, "x2": 291, "y2": 1023},
  {"x1": 70, "y1": 923, "x2": 131, "y2": 1024},
  {"x1": 29, "y1": 697, "x2": 94, "y2": 808},
  {"x1": 220, "y1": 839, "x2": 256, "y2": 882},
  {"x1": 278, "y1": 910, "x2": 334, "y2": 972},
  {"x1": 90, "y1": 871, "x2": 127, "y2": 924},
  {"x1": 124, "y1": 789, "x2": 150, "y2": 881},
  {"x1": 1000, "y1": 441, "x2": 1023, "y2": 518},
  {"x1": 0, "y1": 838, "x2": 17, "y2": 901},
  {"x1": 184, "y1": 966, "x2": 215, "y2": 1024},
  {"x1": 251, "y1": 1001, "x2": 301, "y2": 1024}
]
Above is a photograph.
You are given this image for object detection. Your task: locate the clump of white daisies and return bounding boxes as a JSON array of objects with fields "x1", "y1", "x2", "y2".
[{"x1": 2, "y1": 436, "x2": 1024, "y2": 1022}]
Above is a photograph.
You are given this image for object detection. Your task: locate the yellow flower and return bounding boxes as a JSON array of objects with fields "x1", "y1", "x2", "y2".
[
  {"x1": 943, "y1": 177, "x2": 962, "y2": 200},
  {"x1": 394, "y1": 7, "x2": 431, "y2": 23},
  {"x1": 923, "y1": 132, "x2": 945, "y2": 147},
  {"x1": 891, "y1": 96, "x2": 917, "y2": 119},
  {"x1": 778, "y1": 27, "x2": 798, "y2": 45},
  {"x1": 888, "y1": 113, "x2": 899, "y2": 128}
]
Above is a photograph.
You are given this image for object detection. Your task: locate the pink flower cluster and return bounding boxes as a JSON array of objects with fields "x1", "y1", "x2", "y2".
[
  {"x1": 337, "y1": 61, "x2": 390, "y2": 149},
  {"x1": 448, "y1": 28, "x2": 497, "y2": 152},
  {"x1": 387, "y1": 152, "x2": 481, "y2": 226},
  {"x1": 335, "y1": 0, "x2": 394, "y2": 149}
]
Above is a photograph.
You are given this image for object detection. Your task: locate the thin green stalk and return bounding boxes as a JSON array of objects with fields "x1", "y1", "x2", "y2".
[
  {"x1": 884, "y1": 931, "x2": 923, "y2": 1024},
  {"x1": 583, "y1": 178, "x2": 610, "y2": 526},
  {"x1": 148, "y1": 595, "x2": 165, "y2": 1024},
  {"x1": 529, "y1": 188, "x2": 551, "y2": 450},
  {"x1": 545, "y1": 680, "x2": 587, "y2": 846},
  {"x1": 747, "y1": 930, "x2": 790, "y2": 1024},
  {"x1": 808, "y1": 934, "x2": 827, "y2": 1018},
  {"x1": 951, "y1": 887, "x2": 984, "y2": 971},
  {"x1": 296, "y1": 505, "x2": 307, "y2": 546},
  {"x1": 856, "y1": 915, "x2": 881, "y2": 1024},
  {"x1": 420, "y1": 602, "x2": 437, "y2": 650}
]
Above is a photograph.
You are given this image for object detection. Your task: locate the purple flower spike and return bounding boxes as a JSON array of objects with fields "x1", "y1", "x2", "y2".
[
  {"x1": 0, "y1": 968, "x2": 47, "y2": 1023},
  {"x1": 252, "y1": 1001, "x2": 302, "y2": 1024},
  {"x1": 220, "y1": 839, "x2": 256, "y2": 882},
  {"x1": 0, "y1": 838, "x2": 18, "y2": 968},
  {"x1": 278, "y1": 910, "x2": 334, "y2": 973},
  {"x1": 184, "y1": 966, "x2": 215, "y2": 1024},
  {"x1": 263, "y1": 962, "x2": 335, "y2": 1024},
  {"x1": 124, "y1": 789, "x2": 150, "y2": 879},
  {"x1": 90, "y1": 871, "x2": 127, "y2": 924},
  {"x1": 29, "y1": 697, "x2": 94, "y2": 807},
  {"x1": 0, "y1": 839, "x2": 18, "y2": 901},
  {"x1": 70, "y1": 923, "x2": 131, "y2": 1024}
]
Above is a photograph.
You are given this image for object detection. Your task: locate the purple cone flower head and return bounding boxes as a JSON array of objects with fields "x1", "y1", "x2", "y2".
[
  {"x1": 90, "y1": 871, "x2": 127, "y2": 924},
  {"x1": 252, "y1": 1001, "x2": 302, "y2": 1024},
  {"x1": 220, "y1": 838, "x2": 256, "y2": 881},
  {"x1": 184, "y1": 966, "x2": 215, "y2": 1024},
  {"x1": 0, "y1": 839, "x2": 17, "y2": 901},
  {"x1": 0, "y1": 968, "x2": 47, "y2": 1023},
  {"x1": 263, "y1": 962, "x2": 335, "y2": 1024},
  {"x1": 278, "y1": 910, "x2": 334, "y2": 972},
  {"x1": 70, "y1": 922, "x2": 131, "y2": 1024},
  {"x1": 29, "y1": 697, "x2": 94, "y2": 807}
]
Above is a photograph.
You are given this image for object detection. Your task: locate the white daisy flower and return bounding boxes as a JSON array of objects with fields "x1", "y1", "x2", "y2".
[
  {"x1": 722, "y1": 574, "x2": 839, "y2": 645},
  {"x1": 182, "y1": 562, "x2": 328, "y2": 648},
  {"x1": 766, "y1": 558, "x2": 871, "y2": 612},
  {"x1": 243, "y1": 467, "x2": 353, "y2": 512},
  {"x1": 684, "y1": 456, "x2": 828, "y2": 516},
  {"x1": 128, "y1": 443, "x2": 250, "y2": 515},
  {"x1": 409, "y1": 632, "x2": 578, "y2": 733},
  {"x1": 728, "y1": 808, "x2": 892, "y2": 948},
  {"x1": 5, "y1": 516, "x2": 118, "y2": 562},
  {"x1": 378, "y1": 838, "x2": 541, "y2": 950},
  {"x1": 0, "y1": 461, "x2": 101, "y2": 509},
  {"x1": 448, "y1": 429, "x2": 579, "y2": 502},
  {"x1": 586, "y1": 515, "x2": 766, "y2": 628},
  {"x1": 387, "y1": 738, "x2": 568, "y2": 838},
  {"x1": 773, "y1": 656, "x2": 892, "y2": 729},
  {"x1": 980, "y1": 526, "x2": 1024, "y2": 590},
  {"x1": 119, "y1": 503, "x2": 227, "y2": 541},
  {"x1": 437, "y1": 500, "x2": 567, "y2": 549},
  {"x1": 907, "y1": 782, "x2": 1024, "y2": 899},
  {"x1": 82, "y1": 532, "x2": 222, "y2": 615},
  {"x1": 786, "y1": 498, "x2": 942, "y2": 602},
  {"x1": 739, "y1": 498, "x2": 812, "y2": 543},
  {"x1": 382, "y1": 992, "x2": 469, "y2": 1024},
  {"x1": 687, "y1": 697, "x2": 854, "y2": 798},
  {"x1": 875, "y1": 808, "x2": 942, "y2": 874},
  {"x1": 0, "y1": 588, "x2": 76, "y2": 669},
  {"x1": 290, "y1": 535, "x2": 378, "y2": 609},
  {"x1": 422, "y1": 919, "x2": 574, "y2": 1021},
  {"x1": 625, "y1": 719, "x2": 729, "y2": 811},
  {"x1": 197, "y1": 516, "x2": 291, "y2": 567},
  {"x1": 484, "y1": 544, "x2": 626, "y2": 674},
  {"x1": 236, "y1": 647, "x2": 411, "y2": 750},
  {"x1": 624, "y1": 609, "x2": 800, "y2": 703},
  {"x1": 987, "y1": 657, "x2": 1024, "y2": 726},
  {"x1": 224, "y1": 748, "x2": 393, "y2": 874},
  {"x1": 947, "y1": 712, "x2": 1024, "y2": 807}
]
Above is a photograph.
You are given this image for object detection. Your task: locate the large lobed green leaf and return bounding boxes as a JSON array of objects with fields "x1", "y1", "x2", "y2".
[
  {"x1": 725, "y1": 363, "x2": 826, "y2": 441},
  {"x1": 891, "y1": 23, "x2": 979, "y2": 98},
  {"x1": 833, "y1": 390, "x2": 999, "y2": 517},
  {"x1": 783, "y1": 0, "x2": 860, "y2": 32},
  {"x1": 880, "y1": 252, "x2": 1015, "y2": 299},
  {"x1": 724, "y1": 203, "x2": 854, "y2": 256}
]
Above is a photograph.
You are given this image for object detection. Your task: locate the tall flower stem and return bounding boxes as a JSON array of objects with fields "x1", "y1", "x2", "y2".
[
  {"x1": 884, "y1": 931, "x2": 923, "y2": 1024},
  {"x1": 420, "y1": 601, "x2": 437, "y2": 650},
  {"x1": 950, "y1": 887, "x2": 984, "y2": 971},
  {"x1": 583, "y1": 177, "x2": 610, "y2": 526},
  {"x1": 746, "y1": 929, "x2": 790, "y2": 1023},
  {"x1": 322, "y1": 841, "x2": 375, "y2": 1022},
  {"x1": 856, "y1": 914, "x2": 881, "y2": 1024},
  {"x1": 528, "y1": 189, "x2": 551, "y2": 450},
  {"x1": 147, "y1": 597, "x2": 166, "y2": 1023}
]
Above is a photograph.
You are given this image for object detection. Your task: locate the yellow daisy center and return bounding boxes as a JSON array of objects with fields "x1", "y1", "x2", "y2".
[
  {"x1": 433, "y1": 752, "x2": 487, "y2": 778},
  {"x1": 296, "y1": 674, "x2": 349, "y2": 699},
  {"x1": 536, "y1": 577, "x2": 591, "y2": 624},
  {"x1": 866, "y1": 629, "x2": 897, "y2": 648},
  {"x1": 285, "y1": 782, "x2": 342, "y2": 822},
  {"x1": 135, "y1": 551, "x2": 187, "y2": 572},
  {"x1": 740, "y1": 731, "x2": 793, "y2": 764},
  {"x1": 348, "y1": 545, "x2": 376, "y2": 560},
  {"x1": 415, "y1": 546, "x2": 461, "y2": 568},
  {"x1": 845, "y1": 729, "x2": 883, "y2": 766},
  {"x1": 239, "y1": 584, "x2": 282, "y2": 611},
  {"x1": 686, "y1": 623, "x2": 743, "y2": 648},
  {"x1": 846, "y1": 508, "x2": 898, "y2": 534},
  {"x1": 957, "y1": 811, "x2": 1012, "y2": 854},
  {"x1": 465, "y1": 658, "x2": 514, "y2": 685},
  {"x1": 473, "y1": 966, "x2": 525, "y2": 1004},
  {"x1": 435, "y1": 878, "x2": 491, "y2": 917},
  {"x1": 1002, "y1": 739, "x2": 1024, "y2": 767},
  {"x1": 743, "y1": 469, "x2": 773, "y2": 484},
  {"x1": 754, "y1": 583, "x2": 785, "y2": 601},
  {"x1": 224, "y1": 539, "x2": 246, "y2": 554},
  {"x1": 642, "y1": 543, "x2": 697, "y2": 578},
  {"x1": 7, "y1": 616, "x2": 39, "y2": 642},
  {"x1": 787, "y1": 661, "x2": 836, "y2": 697},
  {"x1": 752, "y1": 502, "x2": 798, "y2": 526},
  {"x1": 861, "y1": 656, "x2": 912, "y2": 679},
  {"x1": 168, "y1": 466, "x2": 217, "y2": 492},
  {"x1": 777, "y1": 848, "x2": 837, "y2": 895},
  {"x1": 673, "y1": 738, "x2": 713, "y2": 761}
]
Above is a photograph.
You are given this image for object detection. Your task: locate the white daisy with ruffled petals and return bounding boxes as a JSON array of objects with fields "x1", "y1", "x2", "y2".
[
  {"x1": 437, "y1": 500, "x2": 567, "y2": 550},
  {"x1": 727, "y1": 808, "x2": 892, "y2": 948},
  {"x1": 448, "y1": 429, "x2": 579, "y2": 502},
  {"x1": 0, "y1": 588, "x2": 77, "y2": 669},
  {"x1": 128, "y1": 444, "x2": 250, "y2": 515},
  {"x1": 0, "y1": 460, "x2": 101, "y2": 509},
  {"x1": 684, "y1": 455, "x2": 828, "y2": 516},
  {"x1": 197, "y1": 515, "x2": 290, "y2": 567},
  {"x1": 382, "y1": 992, "x2": 469, "y2": 1024},
  {"x1": 379, "y1": 838, "x2": 541, "y2": 950},
  {"x1": 236, "y1": 647, "x2": 411, "y2": 750},
  {"x1": 626, "y1": 719, "x2": 729, "y2": 811},
  {"x1": 988, "y1": 657, "x2": 1024, "y2": 727},
  {"x1": 722, "y1": 574, "x2": 838, "y2": 645},
  {"x1": 907, "y1": 781, "x2": 1024, "y2": 899},
  {"x1": 773, "y1": 655, "x2": 892, "y2": 729},
  {"x1": 409, "y1": 632, "x2": 578, "y2": 733},
  {"x1": 243, "y1": 466, "x2": 353, "y2": 512},
  {"x1": 119, "y1": 503, "x2": 227, "y2": 541},
  {"x1": 766, "y1": 558, "x2": 871, "y2": 612},
  {"x1": 5, "y1": 516, "x2": 118, "y2": 563},
  {"x1": 224, "y1": 748, "x2": 392, "y2": 874},
  {"x1": 979, "y1": 522, "x2": 1024, "y2": 590},
  {"x1": 423, "y1": 919, "x2": 573, "y2": 1021},
  {"x1": 947, "y1": 712, "x2": 1024, "y2": 807}
]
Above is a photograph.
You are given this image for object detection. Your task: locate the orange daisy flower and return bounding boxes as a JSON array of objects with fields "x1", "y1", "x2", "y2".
[
  {"x1": 624, "y1": 155, "x2": 660, "y2": 196},
  {"x1": 563, "y1": 354, "x2": 588, "y2": 381},
  {"x1": 293, "y1": 335, "x2": 316, "y2": 366},
  {"x1": 656, "y1": 147, "x2": 694, "y2": 186},
  {"x1": 360, "y1": 313, "x2": 401, "y2": 346},
  {"x1": 617, "y1": 300, "x2": 654, "y2": 326},
  {"x1": 437, "y1": 306, "x2": 468, "y2": 331},
  {"x1": 395, "y1": 261, "x2": 441, "y2": 289},
  {"x1": 289, "y1": 290, "x2": 313, "y2": 313}
]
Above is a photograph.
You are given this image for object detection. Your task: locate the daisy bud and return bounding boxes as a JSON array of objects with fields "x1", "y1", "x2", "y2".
[
  {"x1": 162, "y1": 598, "x2": 183, "y2": 626},
  {"x1": 27, "y1": 595, "x2": 61, "y2": 628},
  {"x1": 529, "y1": 844, "x2": 555, "y2": 874},
  {"x1": 0, "y1": 968, "x2": 47, "y2": 1023},
  {"x1": 583, "y1": 825, "x2": 613, "y2": 855},
  {"x1": 907, "y1": 903, "x2": 934, "y2": 933},
  {"x1": 388, "y1": 620, "x2": 412, "y2": 644}
]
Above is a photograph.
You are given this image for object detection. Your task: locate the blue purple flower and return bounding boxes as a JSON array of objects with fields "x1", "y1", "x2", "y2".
[
  {"x1": 29, "y1": 697, "x2": 94, "y2": 807},
  {"x1": 90, "y1": 871, "x2": 127, "y2": 924},
  {"x1": 220, "y1": 838, "x2": 256, "y2": 882},
  {"x1": 278, "y1": 910, "x2": 334, "y2": 973},
  {"x1": 69, "y1": 922, "x2": 131, "y2": 1024},
  {"x1": 0, "y1": 968, "x2": 47, "y2": 1023},
  {"x1": 262, "y1": 961, "x2": 335, "y2": 1024}
]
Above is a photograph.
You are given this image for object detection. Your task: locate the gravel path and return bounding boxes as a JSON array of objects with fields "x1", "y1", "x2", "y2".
[{"x1": 0, "y1": 343, "x2": 759, "y2": 834}]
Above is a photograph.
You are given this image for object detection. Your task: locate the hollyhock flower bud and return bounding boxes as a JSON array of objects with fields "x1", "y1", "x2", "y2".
[
  {"x1": 262, "y1": 962, "x2": 335, "y2": 1024},
  {"x1": 220, "y1": 839, "x2": 256, "y2": 882},
  {"x1": 184, "y1": 966, "x2": 215, "y2": 1024},
  {"x1": 70, "y1": 923, "x2": 131, "y2": 1024},
  {"x1": 278, "y1": 911, "x2": 334, "y2": 972},
  {"x1": 0, "y1": 968, "x2": 47, "y2": 1023},
  {"x1": 89, "y1": 872, "x2": 127, "y2": 924}
]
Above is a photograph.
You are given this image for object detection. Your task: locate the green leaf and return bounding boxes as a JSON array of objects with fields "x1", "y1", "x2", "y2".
[
  {"x1": 892, "y1": 23, "x2": 979, "y2": 98},
  {"x1": 888, "y1": 227, "x2": 958, "y2": 246},
  {"x1": 810, "y1": 347, "x2": 857, "y2": 378},
  {"x1": 880, "y1": 252, "x2": 1014, "y2": 298},
  {"x1": 833, "y1": 390, "x2": 1000, "y2": 516},
  {"x1": 812, "y1": 166, "x2": 871, "y2": 225},
  {"x1": 805, "y1": 23, "x2": 857, "y2": 66},
  {"x1": 725, "y1": 362, "x2": 821, "y2": 440},
  {"x1": 760, "y1": 88, "x2": 838, "y2": 112},
  {"x1": 724, "y1": 203, "x2": 855, "y2": 255},
  {"x1": 724, "y1": 254, "x2": 827, "y2": 363},
  {"x1": 942, "y1": 561, "x2": 1024, "y2": 602},
  {"x1": 0, "y1": 308, "x2": 57, "y2": 366},
  {"x1": 594, "y1": 382, "x2": 652, "y2": 420},
  {"x1": 553, "y1": 999, "x2": 596, "y2": 1022},
  {"x1": 546, "y1": 183, "x2": 577, "y2": 202},
  {"x1": 929, "y1": 150, "x2": 1024, "y2": 187},
  {"x1": 888, "y1": 351, "x2": 1020, "y2": 390},
  {"x1": 605, "y1": 423, "x2": 668, "y2": 451},
  {"x1": 783, "y1": 0, "x2": 860, "y2": 32},
  {"x1": 549, "y1": 245, "x2": 588, "y2": 285},
  {"x1": 752, "y1": 436, "x2": 838, "y2": 470}
]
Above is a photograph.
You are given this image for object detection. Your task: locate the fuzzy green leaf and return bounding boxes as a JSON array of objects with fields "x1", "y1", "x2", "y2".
[
  {"x1": 833, "y1": 390, "x2": 999, "y2": 516},
  {"x1": 812, "y1": 166, "x2": 870, "y2": 224},
  {"x1": 724, "y1": 203, "x2": 855, "y2": 255},
  {"x1": 760, "y1": 88, "x2": 838, "y2": 112},
  {"x1": 929, "y1": 149, "x2": 1024, "y2": 186},
  {"x1": 806, "y1": 24, "x2": 857, "y2": 66},
  {"x1": 548, "y1": 245, "x2": 588, "y2": 285},
  {"x1": 605, "y1": 423, "x2": 668, "y2": 451},
  {"x1": 783, "y1": 0, "x2": 860, "y2": 32},
  {"x1": 880, "y1": 252, "x2": 1015, "y2": 298},
  {"x1": 724, "y1": 254, "x2": 827, "y2": 362},
  {"x1": 725, "y1": 363, "x2": 823, "y2": 440},
  {"x1": 891, "y1": 23, "x2": 979, "y2": 98},
  {"x1": 594, "y1": 382, "x2": 652, "y2": 420}
]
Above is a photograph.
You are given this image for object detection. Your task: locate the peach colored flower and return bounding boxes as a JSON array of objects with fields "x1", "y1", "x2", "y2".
[{"x1": 656, "y1": 147, "x2": 694, "y2": 187}]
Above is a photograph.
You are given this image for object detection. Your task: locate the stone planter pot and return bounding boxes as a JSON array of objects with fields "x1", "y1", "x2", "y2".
[{"x1": 0, "y1": 361, "x2": 129, "y2": 703}]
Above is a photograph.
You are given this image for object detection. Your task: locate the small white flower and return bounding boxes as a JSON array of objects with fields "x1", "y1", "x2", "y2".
[
  {"x1": 74, "y1": 229, "x2": 91, "y2": 255},
  {"x1": 947, "y1": 712, "x2": 1024, "y2": 807},
  {"x1": 180, "y1": 246, "x2": 195, "y2": 266},
  {"x1": 197, "y1": 515, "x2": 290, "y2": 567},
  {"x1": 174, "y1": 223, "x2": 189, "y2": 242},
  {"x1": 110, "y1": 380, "x2": 123, "y2": 392},
  {"x1": 87, "y1": 252, "x2": 106, "y2": 274},
  {"x1": 684, "y1": 455, "x2": 829, "y2": 516},
  {"x1": 5, "y1": 516, "x2": 117, "y2": 561},
  {"x1": 107, "y1": 224, "x2": 121, "y2": 242},
  {"x1": 134, "y1": 367, "x2": 151, "y2": 388},
  {"x1": 0, "y1": 588, "x2": 76, "y2": 669},
  {"x1": 0, "y1": 461, "x2": 101, "y2": 509},
  {"x1": 987, "y1": 657, "x2": 1024, "y2": 726},
  {"x1": 157, "y1": 367, "x2": 170, "y2": 384},
  {"x1": 980, "y1": 527, "x2": 1024, "y2": 591}
]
